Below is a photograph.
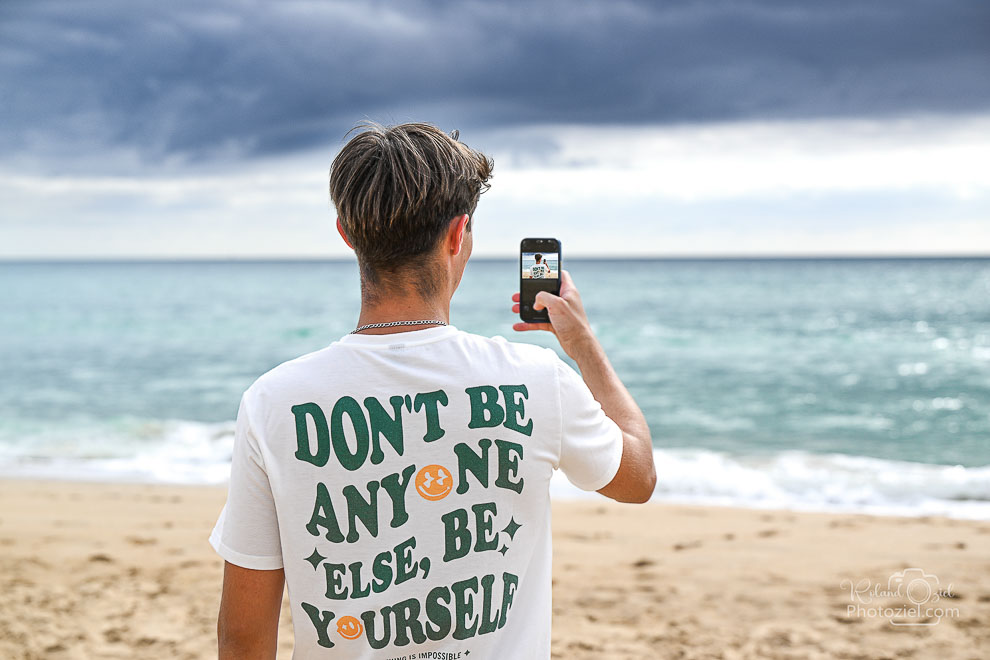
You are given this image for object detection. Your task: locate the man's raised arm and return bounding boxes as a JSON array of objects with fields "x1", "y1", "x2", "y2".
[{"x1": 512, "y1": 269, "x2": 657, "y2": 503}]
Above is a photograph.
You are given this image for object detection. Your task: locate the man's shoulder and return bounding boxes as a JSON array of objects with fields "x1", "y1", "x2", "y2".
[
  {"x1": 455, "y1": 329, "x2": 557, "y2": 358},
  {"x1": 457, "y1": 330, "x2": 553, "y2": 355},
  {"x1": 244, "y1": 344, "x2": 338, "y2": 398}
]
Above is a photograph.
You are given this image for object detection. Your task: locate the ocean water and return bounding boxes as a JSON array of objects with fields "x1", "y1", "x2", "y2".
[{"x1": 1, "y1": 258, "x2": 989, "y2": 518}]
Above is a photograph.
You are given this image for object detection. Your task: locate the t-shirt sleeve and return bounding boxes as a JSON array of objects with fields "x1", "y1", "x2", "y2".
[
  {"x1": 209, "y1": 390, "x2": 284, "y2": 570},
  {"x1": 553, "y1": 353, "x2": 625, "y2": 491}
]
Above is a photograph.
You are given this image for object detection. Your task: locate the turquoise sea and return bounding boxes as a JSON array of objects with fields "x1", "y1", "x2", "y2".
[{"x1": 1, "y1": 258, "x2": 989, "y2": 517}]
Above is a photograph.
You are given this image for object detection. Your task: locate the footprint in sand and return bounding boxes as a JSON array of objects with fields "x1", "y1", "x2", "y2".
[
  {"x1": 125, "y1": 536, "x2": 157, "y2": 546},
  {"x1": 673, "y1": 540, "x2": 702, "y2": 551}
]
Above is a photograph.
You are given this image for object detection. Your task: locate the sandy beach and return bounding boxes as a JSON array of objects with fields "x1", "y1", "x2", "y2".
[{"x1": 0, "y1": 479, "x2": 986, "y2": 659}]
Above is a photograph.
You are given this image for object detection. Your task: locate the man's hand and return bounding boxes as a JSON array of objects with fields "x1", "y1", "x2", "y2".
[{"x1": 511, "y1": 269, "x2": 596, "y2": 361}]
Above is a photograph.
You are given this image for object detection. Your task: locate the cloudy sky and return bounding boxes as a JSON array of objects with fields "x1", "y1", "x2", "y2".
[{"x1": 2, "y1": 0, "x2": 989, "y2": 258}]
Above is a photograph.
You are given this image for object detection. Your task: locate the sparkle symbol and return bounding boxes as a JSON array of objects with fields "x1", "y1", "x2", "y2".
[
  {"x1": 502, "y1": 517, "x2": 522, "y2": 541},
  {"x1": 305, "y1": 548, "x2": 326, "y2": 570},
  {"x1": 498, "y1": 544, "x2": 508, "y2": 556}
]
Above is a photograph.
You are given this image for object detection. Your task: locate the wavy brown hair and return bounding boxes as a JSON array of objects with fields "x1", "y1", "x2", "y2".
[{"x1": 329, "y1": 122, "x2": 493, "y2": 296}]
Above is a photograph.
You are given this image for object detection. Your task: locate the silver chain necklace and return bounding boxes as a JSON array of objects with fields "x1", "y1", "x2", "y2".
[{"x1": 351, "y1": 319, "x2": 447, "y2": 334}]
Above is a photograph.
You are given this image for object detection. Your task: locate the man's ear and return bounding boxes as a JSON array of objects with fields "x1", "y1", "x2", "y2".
[
  {"x1": 336, "y1": 218, "x2": 354, "y2": 250},
  {"x1": 449, "y1": 214, "x2": 470, "y2": 256}
]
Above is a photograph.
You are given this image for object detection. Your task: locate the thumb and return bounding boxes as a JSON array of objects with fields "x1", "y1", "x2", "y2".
[{"x1": 533, "y1": 290, "x2": 563, "y2": 311}]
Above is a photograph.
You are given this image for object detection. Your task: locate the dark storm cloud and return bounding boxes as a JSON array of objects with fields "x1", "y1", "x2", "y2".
[{"x1": 1, "y1": 0, "x2": 988, "y2": 169}]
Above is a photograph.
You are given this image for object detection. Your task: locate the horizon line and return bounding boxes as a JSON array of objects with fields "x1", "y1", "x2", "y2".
[{"x1": 2, "y1": 253, "x2": 990, "y2": 264}]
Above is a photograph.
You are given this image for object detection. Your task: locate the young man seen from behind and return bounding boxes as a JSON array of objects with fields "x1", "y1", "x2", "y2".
[
  {"x1": 530, "y1": 253, "x2": 549, "y2": 279},
  {"x1": 211, "y1": 122, "x2": 656, "y2": 659}
]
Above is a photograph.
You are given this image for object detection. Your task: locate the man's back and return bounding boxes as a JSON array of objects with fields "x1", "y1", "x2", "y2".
[{"x1": 211, "y1": 325, "x2": 623, "y2": 658}]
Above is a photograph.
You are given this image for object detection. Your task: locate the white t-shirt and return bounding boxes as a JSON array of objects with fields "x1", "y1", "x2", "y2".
[
  {"x1": 210, "y1": 325, "x2": 623, "y2": 659},
  {"x1": 530, "y1": 263, "x2": 550, "y2": 279}
]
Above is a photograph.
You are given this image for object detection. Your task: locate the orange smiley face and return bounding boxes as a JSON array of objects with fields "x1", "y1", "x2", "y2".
[
  {"x1": 337, "y1": 615, "x2": 363, "y2": 640},
  {"x1": 415, "y1": 464, "x2": 452, "y2": 501}
]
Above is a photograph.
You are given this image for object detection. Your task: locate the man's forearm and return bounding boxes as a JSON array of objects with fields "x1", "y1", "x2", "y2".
[{"x1": 571, "y1": 335, "x2": 651, "y2": 443}]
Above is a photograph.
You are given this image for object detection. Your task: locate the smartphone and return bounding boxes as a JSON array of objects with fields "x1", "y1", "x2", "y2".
[{"x1": 519, "y1": 237, "x2": 561, "y2": 323}]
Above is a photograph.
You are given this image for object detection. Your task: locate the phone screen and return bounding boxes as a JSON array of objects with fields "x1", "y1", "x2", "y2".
[{"x1": 519, "y1": 238, "x2": 561, "y2": 322}]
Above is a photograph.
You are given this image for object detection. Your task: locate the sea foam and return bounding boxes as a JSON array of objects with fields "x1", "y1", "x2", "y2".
[
  {"x1": 553, "y1": 447, "x2": 990, "y2": 520},
  {"x1": 1, "y1": 420, "x2": 987, "y2": 520}
]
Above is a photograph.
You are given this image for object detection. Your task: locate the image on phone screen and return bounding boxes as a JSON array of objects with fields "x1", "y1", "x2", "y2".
[
  {"x1": 519, "y1": 238, "x2": 561, "y2": 322},
  {"x1": 521, "y1": 252, "x2": 559, "y2": 280}
]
